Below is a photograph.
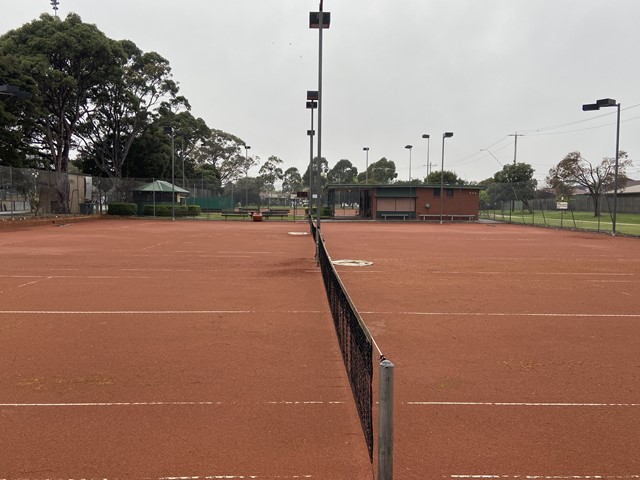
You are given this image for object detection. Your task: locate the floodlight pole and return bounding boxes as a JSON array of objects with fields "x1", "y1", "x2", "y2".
[
  {"x1": 405, "y1": 145, "x2": 413, "y2": 182},
  {"x1": 244, "y1": 145, "x2": 251, "y2": 207},
  {"x1": 310, "y1": 1, "x2": 330, "y2": 239},
  {"x1": 164, "y1": 126, "x2": 176, "y2": 221},
  {"x1": 363, "y1": 147, "x2": 369, "y2": 184},
  {"x1": 307, "y1": 94, "x2": 318, "y2": 212},
  {"x1": 582, "y1": 98, "x2": 621, "y2": 235},
  {"x1": 440, "y1": 132, "x2": 454, "y2": 224},
  {"x1": 422, "y1": 134, "x2": 430, "y2": 178}
]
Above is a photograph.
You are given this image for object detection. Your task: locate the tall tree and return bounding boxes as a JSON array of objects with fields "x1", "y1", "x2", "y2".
[
  {"x1": 489, "y1": 162, "x2": 537, "y2": 212},
  {"x1": 426, "y1": 170, "x2": 466, "y2": 185},
  {"x1": 190, "y1": 129, "x2": 251, "y2": 192},
  {"x1": 258, "y1": 155, "x2": 284, "y2": 206},
  {"x1": 282, "y1": 167, "x2": 303, "y2": 197},
  {"x1": 303, "y1": 157, "x2": 329, "y2": 190},
  {"x1": 547, "y1": 150, "x2": 631, "y2": 217},
  {"x1": 77, "y1": 41, "x2": 180, "y2": 179},
  {"x1": 356, "y1": 157, "x2": 397, "y2": 184},
  {"x1": 328, "y1": 159, "x2": 358, "y2": 184},
  {"x1": 0, "y1": 13, "x2": 119, "y2": 173}
]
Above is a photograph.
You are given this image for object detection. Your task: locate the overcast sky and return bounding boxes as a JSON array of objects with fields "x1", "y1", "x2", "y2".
[{"x1": 2, "y1": 0, "x2": 639, "y2": 184}]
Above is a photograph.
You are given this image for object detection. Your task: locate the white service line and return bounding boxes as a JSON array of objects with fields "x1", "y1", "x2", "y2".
[
  {"x1": 0, "y1": 475, "x2": 312, "y2": 480},
  {"x1": 408, "y1": 402, "x2": 640, "y2": 407},
  {"x1": 449, "y1": 475, "x2": 640, "y2": 479},
  {"x1": 362, "y1": 311, "x2": 640, "y2": 318},
  {"x1": 0, "y1": 401, "x2": 345, "y2": 407}
]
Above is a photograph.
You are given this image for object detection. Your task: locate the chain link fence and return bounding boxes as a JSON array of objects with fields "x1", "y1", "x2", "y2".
[{"x1": 480, "y1": 181, "x2": 640, "y2": 236}]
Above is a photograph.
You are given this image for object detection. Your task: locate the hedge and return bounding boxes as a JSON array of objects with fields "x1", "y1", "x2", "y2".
[{"x1": 107, "y1": 203, "x2": 137, "y2": 216}]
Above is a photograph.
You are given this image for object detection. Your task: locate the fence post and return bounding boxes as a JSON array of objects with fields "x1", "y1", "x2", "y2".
[{"x1": 378, "y1": 359, "x2": 394, "y2": 480}]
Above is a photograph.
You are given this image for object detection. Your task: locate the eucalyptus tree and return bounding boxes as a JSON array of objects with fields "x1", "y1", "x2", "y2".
[
  {"x1": 258, "y1": 155, "x2": 284, "y2": 207},
  {"x1": 77, "y1": 41, "x2": 181, "y2": 179},
  {"x1": 0, "y1": 13, "x2": 119, "y2": 173},
  {"x1": 282, "y1": 167, "x2": 303, "y2": 197},
  {"x1": 328, "y1": 159, "x2": 358, "y2": 184}
]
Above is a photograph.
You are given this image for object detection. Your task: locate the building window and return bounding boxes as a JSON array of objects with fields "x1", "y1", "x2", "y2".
[
  {"x1": 447, "y1": 189, "x2": 454, "y2": 197},
  {"x1": 433, "y1": 188, "x2": 440, "y2": 197}
]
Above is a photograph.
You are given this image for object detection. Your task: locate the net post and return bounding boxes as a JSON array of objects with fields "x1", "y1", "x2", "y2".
[{"x1": 378, "y1": 358, "x2": 394, "y2": 480}]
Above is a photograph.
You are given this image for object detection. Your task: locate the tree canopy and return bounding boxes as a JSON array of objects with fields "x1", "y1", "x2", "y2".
[{"x1": 546, "y1": 150, "x2": 632, "y2": 216}]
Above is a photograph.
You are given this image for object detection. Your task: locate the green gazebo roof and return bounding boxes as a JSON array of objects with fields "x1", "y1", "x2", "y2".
[{"x1": 134, "y1": 180, "x2": 190, "y2": 194}]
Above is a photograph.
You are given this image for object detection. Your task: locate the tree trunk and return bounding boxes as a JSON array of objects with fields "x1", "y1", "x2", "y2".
[{"x1": 591, "y1": 194, "x2": 601, "y2": 217}]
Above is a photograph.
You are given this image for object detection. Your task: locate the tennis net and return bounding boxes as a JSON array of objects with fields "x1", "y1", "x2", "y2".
[{"x1": 309, "y1": 217, "x2": 375, "y2": 463}]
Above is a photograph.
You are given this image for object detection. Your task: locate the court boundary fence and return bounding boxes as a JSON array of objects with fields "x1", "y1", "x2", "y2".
[{"x1": 309, "y1": 218, "x2": 394, "y2": 480}]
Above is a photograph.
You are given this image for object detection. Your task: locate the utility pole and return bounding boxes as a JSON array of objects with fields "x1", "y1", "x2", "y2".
[{"x1": 508, "y1": 132, "x2": 525, "y2": 165}]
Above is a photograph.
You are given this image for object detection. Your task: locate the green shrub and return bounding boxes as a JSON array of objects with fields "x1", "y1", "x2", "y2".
[
  {"x1": 142, "y1": 205, "x2": 190, "y2": 217},
  {"x1": 187, "y1": 205, "x2": 201, "y2": 216},
  {"x1": 107, "y1": 203, "x2": 137, "y2": 216}
]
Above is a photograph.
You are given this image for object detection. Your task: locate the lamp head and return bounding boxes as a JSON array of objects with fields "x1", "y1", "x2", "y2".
[
  {"x1": 405, "y1": 145, "x2": 413, "y2": 149},
  {"x1": 363, "y1": 147, "x2": 369, "y2": 151},
  {"x1": 443, "y1": 132, "x2": 454, "y2": 139},
  {"x1": 422, "y1": 134, "x2": 430, "y2": 139},
  {"x1": 596, "y1": 98, "x2": 617, "y2": 107}
]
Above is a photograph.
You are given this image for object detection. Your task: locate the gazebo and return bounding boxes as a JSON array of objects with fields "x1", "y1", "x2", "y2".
[{"x1": 133, "y1": 180, "x2": 189, "y2": 203}]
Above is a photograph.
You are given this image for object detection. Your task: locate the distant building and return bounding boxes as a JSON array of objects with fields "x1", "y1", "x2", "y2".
[{"x1": 326, "y1": 184, "x2": 483, "y2": 221}]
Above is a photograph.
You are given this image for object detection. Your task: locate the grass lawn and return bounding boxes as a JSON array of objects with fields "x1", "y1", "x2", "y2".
[{"x1": 481, "y1": 210, "x2": 640, "y2": 236}]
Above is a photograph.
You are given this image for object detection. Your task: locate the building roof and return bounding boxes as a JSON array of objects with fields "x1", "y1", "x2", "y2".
[
  {"x1": 326, "y1": 183, "x2": 484, "y2": 190},
  {"x1": 134, "y1": 180, "x2": 190, "y2": 194}
]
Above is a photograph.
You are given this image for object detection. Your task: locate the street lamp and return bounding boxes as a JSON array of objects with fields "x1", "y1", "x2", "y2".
[
  {"x1": 440, "y1": 132, "x2": 454, "y2": 224},
  {"x1": 163, "y1": 126, "x2": 175, "y2": 221},
  {"x1": 310, "y1": 0, "x2": 330, "y2": 235},
  {"x1": 421, "y1": 134, "x2": 430, "y2": 178},
  {"x1": 50, "y1": 0, "x2": 59, "y2": 17},
  {"x1": 363, "y1": 147, "x2": 369, "y2": 184},
  {"x1": 582, "y1": 98, "x2": 621, "y2": 235},
  {"x1": 244, "y1": 145, "x2": 251, "y2": 207},
  {"x1": 405, "y1": 145, "x2": 413, "y2": 181}
]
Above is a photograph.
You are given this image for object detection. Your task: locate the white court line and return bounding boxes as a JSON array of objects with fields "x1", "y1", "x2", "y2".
[
  {"x1": 0, "y1": 310, "x2": 638, "y2": 318},
  {"x1": 17, "y1": 276, "x2": 52, "y2": 288},
  {"x1": 0, "y1": 401, "x2": 345, "y2": 407},
  {"x1": 407, "y1": 402, "x2": 640, "y2": 407},
  {"x1": 0, "y1": 475, "x2": 312, "y2": 480},
  {"x1": 362, "y1": 311, "x2": 640, "y2": 318},
  {"x1": 0, "y1": 310, "x2": 256, "y2": 315},
  {"x1": 449, "y1": 475, "x2": 640, "y2": 479}
]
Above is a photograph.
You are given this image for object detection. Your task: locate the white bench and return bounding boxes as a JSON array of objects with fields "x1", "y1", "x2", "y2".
[
  {"x1": 419, "y1": 214, "x2": 475, "y2": 221},
  {"x1": 381, "y1": 213, "x2": 408, "y2": 220}
]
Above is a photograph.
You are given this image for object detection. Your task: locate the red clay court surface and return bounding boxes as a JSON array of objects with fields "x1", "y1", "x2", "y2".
[
  {"x1": 2, "y1": 218, "x2": 640, "y2": 480},
  {"x1": 0, "y1": 219, "x2": 371, "y2": 480},
  {"x1": 321, "y1": 221, "x2": 640, "y2": 480}
]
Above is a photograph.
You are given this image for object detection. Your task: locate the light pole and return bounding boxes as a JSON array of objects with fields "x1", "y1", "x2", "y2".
[
  {"x1": 405, "y1": 145, "x2": 413, "y2": 181},
  {"x1": 307, "y1": 91, "x2": 318, "y2": 210},
  {"x1": 582, "y1": 97, "x2": 621, "y2": 235},
  {"x1": 163, "y1": 126, "x2": 175, "y2": 221},
  {"x1": 310, "y1": 0, "x2": 330, "y2": 235},
  {"x1": 440, "y1": 132, "x2": 454, "y2": 224},
  {"x1": 244, "y1": 145, "x2": 251, "y2": 207},
  {"x1": 421, "y1": 134, "x2": 430, "y2": 178},
  {"x1": 363, "y1": 147, "x2": 369, "y2": 184},
  {"x1": 50, "y1": 0, "x2": 59, "y2": 17}
]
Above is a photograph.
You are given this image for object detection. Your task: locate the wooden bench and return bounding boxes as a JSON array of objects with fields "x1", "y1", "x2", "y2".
[
  {"x1": 262, "y1": 210, "x2": 290, "y2": 219},
  {"x1": 221, "y1": 211, "x2": 250, "y2": 220},
  {"x1": 419, "y1": 214, "x2": 475, "y2": 221},
  {"x1": 381, "y1": 213, "x2": 408, "y2": 221}
]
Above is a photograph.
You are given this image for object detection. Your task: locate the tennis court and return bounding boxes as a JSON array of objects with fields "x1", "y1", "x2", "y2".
[
  {"x1": 321, "y1": 221, "x2": 640, "y2": 479},
  {"x1": 2, "y1": 218, "x2": 640, "y2": 479},
  {"x1": 0, "y1": 219, "x2": 371, "y2": 479}
]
